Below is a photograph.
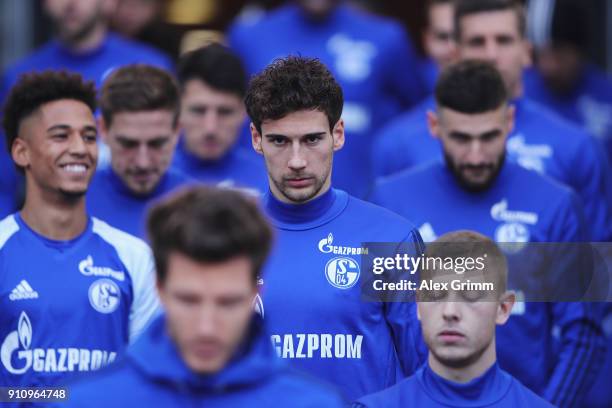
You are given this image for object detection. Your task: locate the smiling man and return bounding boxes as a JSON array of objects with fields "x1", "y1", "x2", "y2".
[
  {"x1": 244, "y1": 56, "x2": 426, "y2": 401},
  {"x1": 0, "y1": 71, "x2": 158, "y2": 391},
  {"x1": 87, "y1": 64, "x2": 192, "y2": 238},
  {"x1": 355, "y1": 231, "x2": 552, "y2": 408}
]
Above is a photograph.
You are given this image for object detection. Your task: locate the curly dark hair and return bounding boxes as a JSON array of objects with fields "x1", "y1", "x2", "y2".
[
  {"x1": 435, "y1": 60, "x2": 508, "y2": 114},
  {"x1": 244, "y1": 56, "x2": 343, "y2": 133},
  {"x1": 99, "y1": 64, "x2": 180, "y2": 127},
  {"x1": 147, "y1": 186, "x2": 273, "y2": 284},
  {"x1": 3, "y1": 70, "x2": 96, "y2": 154}
]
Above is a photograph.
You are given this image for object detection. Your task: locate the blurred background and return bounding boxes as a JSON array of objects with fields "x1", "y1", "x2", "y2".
[{"x1": 1, "y1": 0, "x2": 610, "y2": 72}]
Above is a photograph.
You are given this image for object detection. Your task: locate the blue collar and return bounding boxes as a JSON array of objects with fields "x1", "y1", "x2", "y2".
[
  {"x1": 263, "y1": 187, "x2": 349, "y2": 230},
  {"x1": 419, "y1": 361, "x2": 512, "y2": 407},
  {"x1": 129, "y1": 315, "x2": 284, "y2": 393}
]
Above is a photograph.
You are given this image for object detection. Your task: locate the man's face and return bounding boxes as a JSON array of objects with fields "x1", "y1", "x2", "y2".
[
  {"x1": 457, "y1": 10, "x2": 531, "y2": 96},
  {"x1": 180, "y1": 80, "x2": 245, "y2": 161},
  {"x1": 158, "y1": 253, "x2": 257, "y2": 374},
  {"x1": 101, "y1": 110, "x2": 179, "y2": 195},
  {"x1": 535, "y1": 45, "x2": 583, "y2": 95},
  {"x1": 295, "y1": 0, "x2": 340, "y2": 18},
  {"x1": 417, "y1": 271, "x2": 513, "y2": 369},
  {"x1": 44, "y1": 0, "x2": 113, "y2": 43},
  {"x1": 12, "y1": 99, "x2": 98, "y2": 199},
  {"x1": 428, "y1": 105, "x2": 513, "y2": 192},
  {"x1": 425, "y1": 3, "x2": 456, "y2": 68},
  {"x1": 252, "y1": 110, "x2": 344, "y2": 203}
]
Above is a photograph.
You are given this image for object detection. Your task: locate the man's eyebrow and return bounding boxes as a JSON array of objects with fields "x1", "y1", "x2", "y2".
[
  {"x1": 47, "y1": 124, "x2": 97, "y2": 132},
  {"x1": 46, "y1": 124, "x2": 70, "y2": 132}
]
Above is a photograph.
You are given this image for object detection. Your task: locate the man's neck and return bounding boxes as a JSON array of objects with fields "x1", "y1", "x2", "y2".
[
  {"x1": 61, "y1": 23, "x2": 107, "y2": 54},
  {"x1": 20, "y1": 189, "x2": 89, "y2": 241},
  {"x1": 428, "y1": 342, "x2": 496, "y2": 383}
]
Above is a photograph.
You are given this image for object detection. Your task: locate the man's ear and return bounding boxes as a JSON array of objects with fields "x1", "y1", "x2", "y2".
[
  {"x1": 251, "y1": 123, "x2": 263, "y2": 155},
  {"x1": 332, "y1": 119, "x2": 345, "y2": 152},
  {"x1": 495, "y1": 291, "x2": 516, "y2": 325},
  {"x1": 11, "y1": 137, "x2": 30, "y2": 170},
  {"x1": 427, "y1": 110, "x2": 441, "y2": 140},
  {"x1": 416, "y1": 301, "x2": 422, "y2": 321}
]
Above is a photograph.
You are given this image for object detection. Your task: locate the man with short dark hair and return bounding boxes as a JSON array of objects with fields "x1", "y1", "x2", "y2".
[
  {"x1": 371, "y1": 0, "x2": 612, "y2": 243},
  {"x1": 355, "y1": 231, "x2": 553, "y2": 408},
  {"x1": 87, "y1": 64, "x2": 191, "y2": 238},
  {"x1": 61, "y1": 186, "x2": 345, "y2": 407},
  {"x1": 0, "y1": 71, "x2": 158, "y2": 389},
  {"x1": 228, "y1": 0, "x2": 427, "y2": 198},
  {"x1": 371, "y1": 60, "x2": 603, "y2": 407},
  {"x1": 244, "y1": 56, "x2": 426, "y2": 401},
  {"x1": 172, "y1": 43, "x2": 267, "y2": 195}
]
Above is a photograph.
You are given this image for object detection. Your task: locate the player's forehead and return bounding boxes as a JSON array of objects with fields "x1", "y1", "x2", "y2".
[
  {"x1": 26, "y1": 99, "x2": 95, "y2": 132},
  {"x1": 459, "y1": 10, "x2": 522, "y2": 40},
  {"x1": 261, "y1": 109, "x2": 330, "y2": 137},
  {"x1": 439, "y1": 106, "x2": 507, "y2": 131},
  {"x1": 429, "y1": 2, "x2": 454, "y2": 28},
  {"x1": 108, "y1": 110, "x2": 175, "y2": 137},
  {"x1": 182, "y1": 79, "x2": 242, "y2": 107}
]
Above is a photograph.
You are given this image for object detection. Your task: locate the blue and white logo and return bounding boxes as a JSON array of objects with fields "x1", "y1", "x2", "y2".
[
  {"x1": 325, "y1": 257, "x2": 360, "y2": 289},
  {"x1": 88, "y1": 279, "x2": 120, "y2": 314}
]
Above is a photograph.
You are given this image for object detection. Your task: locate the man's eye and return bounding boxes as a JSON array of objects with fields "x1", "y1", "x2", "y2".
[
  {"x1": 83, "y1": 134, "x2": 97, "y2": 143},
  {"x1": 149, "y1": 139, "x2": 168, "y2": 149},
  {"x1": 51, "y1": 133, "x2": 68, "y2": 140},
  {"x1": 218, "y1": 107, "x2": 235, "y2": 117},
  {"x1": 118, "y1": 140, "x2": 138, "y2": 149},
  {"x1": 272, "y1": 137, "x2": 286, "y2": 146},
  {"x1": 189, "y1": 106, "x2": 207, "y2": 116},
  {"x1": 306, "y1": 136, "x2": 321, "y2": 144},
  {"x1": 421, "y1": 289, "x2": 446, "y2": 301},
  {"x1": 461, "y1": 290, "x2": 487, "y2": 302}
]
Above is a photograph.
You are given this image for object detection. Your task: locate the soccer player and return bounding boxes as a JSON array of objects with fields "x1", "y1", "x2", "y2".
[
  {"x1": 355, "y1": 231, "x2": 553, "y2": 408},
  {"x1": 172, "y1": 43, "x2": 267, "y2": 195},
  {"x1": 87, "y1": 64, "x2": 191, "y2": 238},
  {"x1": 61, "y1": 186, "x2": 345, "y2": 407},
  {"x1": 0, "y1": 0, "x2": 173, "y2": 218},
  {"x1": 371, "y1": 60, "x2": 603, "y2": 407},
  {"x1": 419, "y1": 0, "x2": 457, "y2": 93},
  {"x1": 0, "y1": 71, "x2": 158, "y2": 389},
  {"x1": 525, "y1": 0, "x2": 612, "y2": 158},
  {"x1": 228, "y1": 0, "x2": 427, "y2": 198},
  {"x1": 244, "y1": 56, "x2": 426, "y2": 401},
  {"x1": 371, "y1": 0, "x2": 612, "y2": 241}
]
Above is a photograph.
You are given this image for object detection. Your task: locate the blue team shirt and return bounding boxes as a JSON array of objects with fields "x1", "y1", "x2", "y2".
[
  {"x1": 228, "y1": 3, "x2": 426, "y2": 198},
  {"x1": 355, "y1": 362, "x2": 554, "y2": 408},
  {"x1": 57, "y1": 315, "x2": 345, "y2": 408},
  {"x1": 371, "y1": 96, "x2": 612, "y2": 241},
  {"x1": 371, "y1": 160, "x2": 604, "y2": 406},
  {"x1": 0, "y1": 33, "x2": 172, "y2": 106},
  {"x1": 87, "y1": 167, "x2": 192, "y2": 238},
  {"x1": 171, "y1": 140, "x2": 267, "y2": 195},
  {"x1": 524, "y1": 65, "x2": 612, "y2": 156},
  {"x1": 0, "y1": 213, "x2": 158, "y2": 389},
  {"x1": 260, "y1": 187, "x2": 426, "y2": 401}
]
